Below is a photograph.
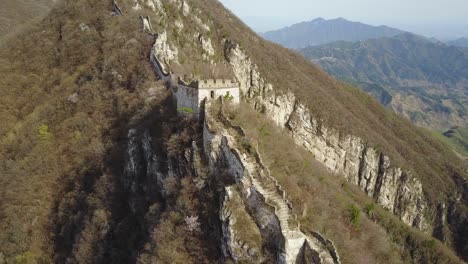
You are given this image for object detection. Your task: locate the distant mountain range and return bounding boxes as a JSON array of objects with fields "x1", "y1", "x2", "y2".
[
  {"x1": 447, "y1": 37, "x2": 468, "y2": 47},
  {"x1": 300, "y1": 33, "x2": 468, "y2": 129},
  {"x1": 262, "y1": 17, "x2": 405, "y2": 49}
]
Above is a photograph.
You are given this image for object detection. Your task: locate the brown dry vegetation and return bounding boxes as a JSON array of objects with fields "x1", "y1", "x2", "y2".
[
  {"x1": 0, "y1": 0, "x2": 162, "y2": 261},
  {"x1": 0, "y1": 0, "x2": 467, "y2": 262},
  {"x1": 185, "y1": 0, "x2": 467, "y2": 258},
  {"x1": 226, "y1": 102, "x2": 464, "y2": 264},
  {"x1": 0, "y1": 1, "x2": 225, "y2": 262},
  {"x1": 188, "y1": 0, "x2": 467, "y2": 202},
  {"x1": 0, "y1": 0, "x2": 55, "y2": 45}
]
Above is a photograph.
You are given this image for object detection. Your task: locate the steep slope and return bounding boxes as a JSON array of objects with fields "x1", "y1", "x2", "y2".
[
  {"x1": 300, "y1": 33, "x2": 468, "y2": 130},
  {"x1": 0, "y1": 0, "x2": 467, "y2": 263},
  {"x1": 262, "y1": 17, "x2": 404, "y2": 49},
  {"x1": 156, "y1": 1, "x2": 467, "y2": 260}
]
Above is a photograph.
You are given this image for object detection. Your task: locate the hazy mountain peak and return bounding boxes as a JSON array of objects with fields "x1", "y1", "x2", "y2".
[
  {"x1": 263, "y1": 17, "x2": 404, "y2": 49},
  {"x1": 311, "y1": 17, "x2": 325, "y2": 22}
]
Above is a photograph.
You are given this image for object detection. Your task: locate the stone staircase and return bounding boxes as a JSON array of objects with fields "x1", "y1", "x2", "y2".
[
  {"x1": 127, "y1": 5, "x2": 340, "y2": 260},
  {"x1": 241, "y1": 150, "x2": 335, "y2": 264},
  {"x1": 214, "y1": 103, "x2": 337, "y2": 264}
]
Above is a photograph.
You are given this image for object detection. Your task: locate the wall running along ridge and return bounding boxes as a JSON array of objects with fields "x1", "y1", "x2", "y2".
[
  {"x1": 203, "y1": 101, "x2": 340, "y2": 263},
  {"x1": 137, "y1": 9, "x2": 340, "y2": 261}
]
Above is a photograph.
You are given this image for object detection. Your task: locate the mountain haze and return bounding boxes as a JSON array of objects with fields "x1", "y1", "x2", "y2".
[
  {"x1": 0, "y1": 0, "x2": 467, "y2": 263},
  {"x1": 262, "y1": 17, "x2": 404, "y2": 49},
  {"x1": 301, "y1": 33, "x2": 468, "y2": 130},
  {"x1": 447, "y1": 37, "x2": 468, "y2": 47}
]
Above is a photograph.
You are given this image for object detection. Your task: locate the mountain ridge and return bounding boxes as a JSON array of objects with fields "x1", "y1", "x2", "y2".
[
  {"x1": 447, "y1": 37, "x2": 468, "y2": 47},
  {"x1": 262, "y1": 17, "x2": 405, "y2": 49},
  {"x1": 300, "y1": 32, "x2": 468, "y2": 129}
]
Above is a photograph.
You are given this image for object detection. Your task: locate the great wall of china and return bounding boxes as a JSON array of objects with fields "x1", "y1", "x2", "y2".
[{"x1": 111, "y1": 2, "x2": 341, "y2": 262}]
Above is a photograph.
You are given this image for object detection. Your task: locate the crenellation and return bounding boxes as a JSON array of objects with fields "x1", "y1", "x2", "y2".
[
  {"x1": 172, "y1": 76, "x2": 240, "y2": 116},
  {"x1": 198, "y1": 78, "x2": 239, "y2": 89}
]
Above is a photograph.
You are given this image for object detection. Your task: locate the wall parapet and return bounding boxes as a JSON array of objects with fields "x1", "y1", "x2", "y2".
[
  {"x1": 112, "y1": 0, "x2": 123, "y2": 15},
  {"x1": 198, "y1": 79, "x2": 239, "y2": 89}
]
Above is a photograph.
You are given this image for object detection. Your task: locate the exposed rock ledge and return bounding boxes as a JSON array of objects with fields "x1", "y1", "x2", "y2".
[
  {"x1": 203, "y1": 102, "x2": 340, "y2": 263},
  {"x1": 142, "y1": 20, "x2": 340, "y2": 261},
  {"x1": 224, "y1": 41, "x2": 429, "y2": 231}
]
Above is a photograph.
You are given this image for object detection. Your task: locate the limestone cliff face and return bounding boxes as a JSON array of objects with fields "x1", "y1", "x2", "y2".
[{"x1": 225, "y1": 42, "x2": 429, "y2": 230}]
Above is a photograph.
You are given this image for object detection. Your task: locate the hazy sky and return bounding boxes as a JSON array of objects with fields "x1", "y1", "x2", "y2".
[{"x1": 218, "y1": 0, "x2": 468, "y2": 39}]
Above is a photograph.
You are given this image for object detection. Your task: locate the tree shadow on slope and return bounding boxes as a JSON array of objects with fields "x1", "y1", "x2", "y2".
[{"x1": 49, "y1": 93, "x2": 223, "y2": 263}]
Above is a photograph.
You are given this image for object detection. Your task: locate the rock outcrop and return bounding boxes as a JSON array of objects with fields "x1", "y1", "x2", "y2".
[
  {"x1": 152, "y1": 30, "x2": 178, "y2": 69},
  {"x1": 199, "y1": 34, "x2": 215, "y2": 62},
  {"x1": 204, "y1": 102, "x2": 339, "y2": 263},
  {"x1": 225, "y1": 41, "x2": 429, "y2": 231}
]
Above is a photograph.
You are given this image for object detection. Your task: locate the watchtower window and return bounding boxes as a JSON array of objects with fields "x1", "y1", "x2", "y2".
[{"x1": 210, "y1": 91, "x2": 215, "y2": 99}]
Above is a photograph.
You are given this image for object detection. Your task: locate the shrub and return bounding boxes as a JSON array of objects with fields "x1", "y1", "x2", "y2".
[
  {"x1": 177, "y1": 107, "x2": 194, "y2": 114},
  {"x1": 223, "y1": 91, "x2": 234, "y2": 102},
  {"x1": 38, "y1": 124, "x2": 52, "y2": 141},
  {"x1": 241, "y1": 138, "x2": 253, "y2": 153},
  {"x1": 364, "y1": 203, "x2": 376, "y2": 216},
  {"x1": 348, "y1": 204, "x2": 361, "y2": 229},
  {"x1": 15, "y1": 251, "x2": 35, "y2": 264},
  {"x1": 423, "y1": 239, "x2": 437, "y2": 249}
]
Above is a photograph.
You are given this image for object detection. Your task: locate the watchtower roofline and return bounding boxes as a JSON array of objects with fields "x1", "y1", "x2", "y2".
[
  {"x1": 177, "y1": 77, "x2": 239, "y2": 90},
  {"x1": 177, "y1": 77, "x2": 198, "y2": 89},
  {"x1": 198, "y1": 79, "x2": 239, "y2": 89}
]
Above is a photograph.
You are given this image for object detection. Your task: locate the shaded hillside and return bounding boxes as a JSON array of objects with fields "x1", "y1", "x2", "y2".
[
  {"x1": 301, "y1": 33, "x2": 468, "y2": 129},
  {"x1": 0, "y1": 0, "x2": 466, "y2": 263},
  {"x1": 262, "y1": 17, "x2": 404, "y2": 49}
]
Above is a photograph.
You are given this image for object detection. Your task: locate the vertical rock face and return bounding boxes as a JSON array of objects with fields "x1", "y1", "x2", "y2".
[
  {"x1": 152, "y1": 31, "x2": 178, "y2": 69},
  {"x1": 225, "y1": 42, "x2": 429, "y2": 231},
  {"x1": 203, "y1": 105, "x2": 339, "y2": 264},
  {"x1": 199, "y1": 34, "x2": 215, "y2": 62},
  {"x1": 122, "y1": 129, "x2": 167, "y2": 213}
]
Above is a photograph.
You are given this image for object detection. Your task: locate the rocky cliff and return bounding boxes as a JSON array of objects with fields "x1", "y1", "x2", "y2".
[
  {"x1": 224, "y1": 42, "x2": 429, "y2": 230},
  {"x1": 203, "y1": 102, "x2": 340, "y2": 263}
]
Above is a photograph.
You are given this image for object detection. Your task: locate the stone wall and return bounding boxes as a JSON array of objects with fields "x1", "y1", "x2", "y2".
[
  {"x1": 203, "y1": 102, "x2": 339, "y2": 263},
  {"x1": 112, "y1": 0, "x2": 123, "y2": 15},
  {"x1": 199, "y1": 87, "x2": 240, "y2": 105},
  {"x1": 140, "y1": 15, "x2": 155, "y2": 34},
  {"x1": 198, "y1": 79, "x2": 239, "y2": 89},
  {"x1": 174, "y1": 85, "x2": 199, "y2": 114}
]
